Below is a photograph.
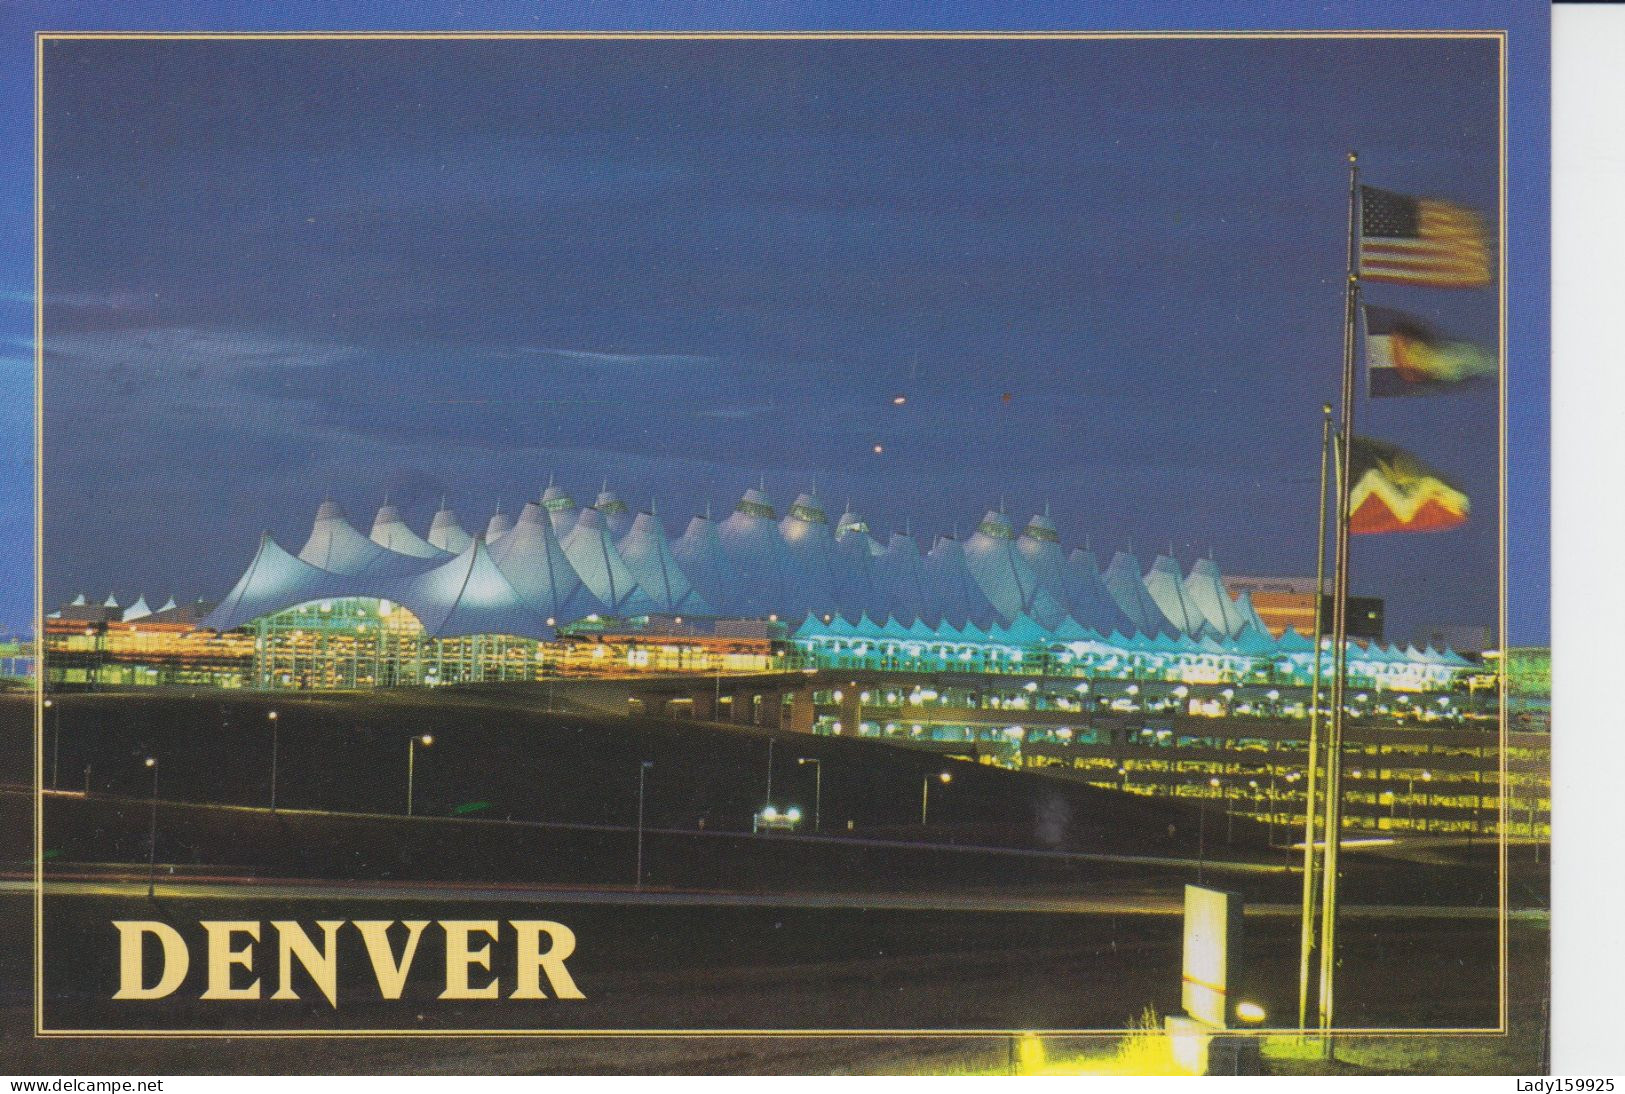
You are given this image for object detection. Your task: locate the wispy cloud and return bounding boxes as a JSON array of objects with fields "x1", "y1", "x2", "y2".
[
  {"x1": 512, "y1": 345, "x2": 719, "y2": 368},
  {"x1": 697, "y1": 401, "x2": 778, "y2": 421},
  {"x1": 1, "y1": 288, "x2": 156, "y2": 311},
  {"x1": 44, "y1": 325, "x2": 362, "y2": 370}
]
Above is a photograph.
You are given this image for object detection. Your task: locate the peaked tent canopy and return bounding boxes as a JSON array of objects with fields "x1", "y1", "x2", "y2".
[
  {"x1": 873, "y1": 532, "x2": 931, "y2": 623},
  {"x1": 370, "y1": 504, "x2": 450, "y2": 560},
  {"x1": 1064, "y1": 548, "x2": 1138, "y2": 638},
  {"x1": 561, "y1": 507, "x2": 658, "y2": 615},
  {"x1": 835, "y1": 506, "x2": 884, "y2": 557},
  {"x1": 204, "y1": 533, "x2": 350, "y2": 633},
  {"x1": 779, "y1": 492, "x2": 839, "y2": 617},
  {"x1": 619, "y1": 510, "x2": 711, "y2": 614},
  {"x1": 923, "y1": 535, "x2": 995, "y2": 625},
  {"x1": 1017, "y1": 514, "x2": 1078, "y2": 625},
  {"x1": 718, "y1": 487, "x2": 794, "y2": 617},
  {"x1": 427, "y1": 504, "x2": 474, "y2": 555},
  {"x1": 1145, "y1": 554, "x2": 1207, "y2": 635},
  {"x1": 594, "y1": 487, "x2": 634, "y2": 541},
  {"x1": 541, "y1": 482, "x2": 579, "y2": 537},
  {"x1": 671, "y1": 514, "x2": 744, "y2": 616},
  {"x1": 488, "y1": 502, "x2": 605, "y2": 622},
  {"x1": 1103, "y1": 550, "x2": 1175, "y2": 637},
  {"x1": 393, "y1": 538, "x2": 554, "y2": 639},
  {"x1": 964, "y1": 510, "x2": 1062, "y2": 624},
  {"x1": 299, "y1": 501, "x2": 435, "y2": 581},
  {"x1": 485, "y1": 507, "x2": 515, "y2": 544}
]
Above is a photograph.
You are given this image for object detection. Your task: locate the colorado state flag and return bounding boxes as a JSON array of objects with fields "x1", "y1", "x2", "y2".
[{"x1": 1363, "y1": 304, "x2": 1497, "y2": 397}]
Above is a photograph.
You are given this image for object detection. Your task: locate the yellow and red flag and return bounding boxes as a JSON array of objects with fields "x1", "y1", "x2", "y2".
[{"x1": 1347, "y1": 436, "x2": 1470, "y2": 534}]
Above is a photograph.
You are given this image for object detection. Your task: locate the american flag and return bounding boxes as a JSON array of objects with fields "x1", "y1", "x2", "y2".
[{"x1": 1358, "y1": 185, "x2": 1492, "y2": 288}]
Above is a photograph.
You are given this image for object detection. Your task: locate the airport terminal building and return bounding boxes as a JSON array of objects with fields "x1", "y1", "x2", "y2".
[{"x1": 43, "y1": 483, "x2": 1541, "y2": 840}]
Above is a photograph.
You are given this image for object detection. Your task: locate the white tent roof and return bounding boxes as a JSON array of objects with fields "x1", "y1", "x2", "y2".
[
  {"x1": 718, "y1": 488, "x2": 793, "y2": 617},
  {"x1": 873, "y1": 532, "x2": 930, "y2": 622},
  {"x1": 394, "y1": 537, "x2": 553, "y2": 639},
  {"x1": 541, "y1": 482, "x2": 579, "y2": 537},
  {"x1": 671, "y1": 514, "x2": 743, "y2": 616},
  {"x1": 779, "y1": 492, "x2": 838, "y2": 617},
  {"x1": 121, "y1": 595, "x2": 152, "y2": 622},
  {"x1": 594, "y1": 487, "x2": 633, "y2": 541},
  {"x1": 1103, "y1": 550, "x2": 1175, "y2": 637},
  {"x1": 923, "y1": 535, "x2": 995, "y2": 624},
  {"x1": 835, "y1": 506, "x2": 884, "y2": 556},
  {"x1": 204, "y1": 483, "x2": 1283, "y2": 640},
  {"x1": 102, "y1": 592, "x2": 120, "y2": 609},
  {"x1": 204, "y1": 533, "x2": 349, "y2": 633},
  {"x1": 561, "y1": 508, "x2": 657, "y2": 615},
  {"x1": 1064, "y1": 548, "x2": 1135, "y2": 636},
  {"x1": 488, "y1": 502, "x2": 605, "y2": 621},
  {"x1": 1232, "y1": 589, "x2": 1270, "y2": 635},
  {"x1": 1145, "y1": 554, "x2": 1206, "y2": 635},
  {"x1": 427, "y1": 504, "x2": 473, "y2": 554},
  {"x1": 963, "y1": 510, "x2": 1062, "y2": 624},
  {"x1": 370, "y1": 504, "x2": 449, "y2": 560},
  {"x1": 1017, "y1": 514, "x2": 1077, "y2": 624},
  {"x1": 485, "y1": 507, "x2": 515, "y2": 544},
  {"x1": 298, "y1": 501, "x2": 433, "y2": 580},
  {"x1": 1184, "y1": 556, "x2": 1249, "y2": 638},
  {"x1": 619, "y1": 511, "x2": 711, "y2": 614}
]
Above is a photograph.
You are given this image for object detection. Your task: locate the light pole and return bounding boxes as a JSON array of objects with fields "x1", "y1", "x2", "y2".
[
  {"x1": 1200, "y1": 777, "x2": 1220, "y2": 881},
  {"x1": 798, "y1": 757, "x2": 822, "y2": 832},
  {"x1": 922, "y1": 770, "x2": 951, "y2": 826},
  {"x1": 144, "y1": 757, "x2": 158, "y2": 898},
  {"x1": 1409, "y1": 770, "x2": 1431, "y2": 827},
  {"x1": 268, "y1": 710, "x2": 280, "y2": 812},
  {"x1": 406, "y1": 734, "x2": 433, "y2": 815},
  {"x1": 44, "y1": 698, "x2": 59, "y2": 789},
  {"x1": 765, "y1": 736, "x2": 775, "y2": 807},
  {"x1": 636, "y1": 760, "x2": 654, "y2": 890}
]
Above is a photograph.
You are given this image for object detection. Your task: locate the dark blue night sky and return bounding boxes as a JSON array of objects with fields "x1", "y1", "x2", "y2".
[{"x1": 29, "y1": 30, "x2": 1522, "y2": 641}]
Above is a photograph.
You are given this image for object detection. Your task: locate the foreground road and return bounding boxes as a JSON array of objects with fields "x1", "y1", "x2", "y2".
[{"x1": 6, "y1": 872, "x2": 1544, "y2": 920}]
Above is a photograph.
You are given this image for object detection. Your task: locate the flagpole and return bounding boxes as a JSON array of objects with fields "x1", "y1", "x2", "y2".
[
  {"x1": 1318, "y1": 150, "x2": 1361, "y2": 1049},
  {"x1": 1296, "y1": 401, "x2": 1334, "y2": 1033}
]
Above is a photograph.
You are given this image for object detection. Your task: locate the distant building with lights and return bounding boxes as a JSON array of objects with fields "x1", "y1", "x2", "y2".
[{"x1": 1221, "y1": 575, "x2": 1385, "y2": 642}]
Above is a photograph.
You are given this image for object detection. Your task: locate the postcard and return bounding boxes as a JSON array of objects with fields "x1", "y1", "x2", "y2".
[{"x1": 1, "y1": 0, "x2": 1552, "y2": 1078}]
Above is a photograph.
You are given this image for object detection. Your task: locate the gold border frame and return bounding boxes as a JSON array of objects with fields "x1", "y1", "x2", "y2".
[{"x1": 31, "y1": 28, "x2": 1515, "y2": 1041}]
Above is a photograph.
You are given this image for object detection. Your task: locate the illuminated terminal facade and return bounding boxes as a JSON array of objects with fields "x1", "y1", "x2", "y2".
[{"x1": 42, "y1": 482, "x2": 1542, "y2": 838}]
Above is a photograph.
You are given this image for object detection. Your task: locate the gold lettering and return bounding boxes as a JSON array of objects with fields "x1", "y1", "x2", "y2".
[
  {"x1": 111, "y1": 921, "x2": 189, "y2": 1000},
  {"x1": 200, "y1": 920, "x2": 260, "y2": 1000},
  {"x1": 353, "y1": 920, "x2": 429, "y2": 1000},
  {"x1": 439, "y1": 920, "x2": 499, "y2": 1000},
  {"x1": 270, "y1": 920, "x2": 343, "y2": 1007},
  {"x1": 509, "y1": 920, "x2": 585, "y2": 1000}
]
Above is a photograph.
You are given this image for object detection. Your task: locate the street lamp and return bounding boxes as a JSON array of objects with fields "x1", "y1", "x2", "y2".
[
  {"x1": 44, "y1": 698, "x2": 60, "y2": 789},
  {"x1": 636, "y1": 760, "x2": 654, "y2": 890},
  {"x1": 797, "y1": 757, "x2": 822, "y2": 832},
  {"x1": 267, "y1": 711, "x2": 280, "y2": 812},
  {"x1": 406, "y1": 734, "x2": 433, "y2": 816},
  {"x1": 922, "y1": 770, "x2": 951, "y2": 826},
  {"x1": 1409, "y1": 770, "x2": 1432, "y2": 825},
  {"x1": 144, "y1": 757, "x2": 158, "y2": 898}
]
